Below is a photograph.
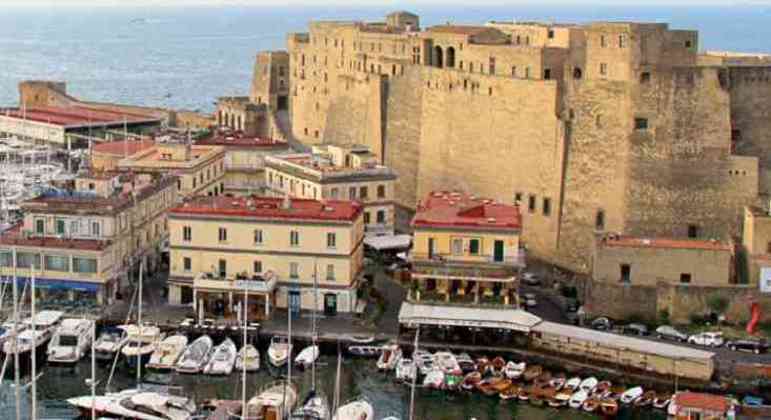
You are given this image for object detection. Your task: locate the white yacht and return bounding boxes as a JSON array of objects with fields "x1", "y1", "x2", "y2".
[
  {"x1": 268, "y1": 335, "x2": 292, "y2": 367},
  {"x1": 147, "y1": 334, "x2": 188, "y2": 371},
  {"x1": 3, "y1": 310, "x2": 64, "y2": 359},
  {"x1": 413, "y1": 350, "x2": 434, "y2": 376},
  {"x1": 176, "y1": 334, "x2": 213, "y2": 374},
  {"x1": 333, "y1": 397, "x2": 374, "y2": 420},
  {"x1": 120, "y1": 325, "x2": 163, "y2": 369},
  {"x1": 247, "y1": 380, "x2": 298, "y2": 420},
  {"x1": 235, "y1": 344, "x2": 260, "y2": 372},
  {"x1": 67, "y1": 388, "x2": 196, "y2": 420},
  {"x1": 376, "y1": 343, "x2": 401, "y2": 371},
  {"x1": 395, "y1": 358, "x2": 416, "y2": 383},
  {"x1": 204, "y1": 337, "x2": 236, "y2": 376},
  {"x1": 94, "y1": 326, "x2": 129, "y2": 362},
  {"x1": 47, "y1": 318, "x2": 94, "y2": 364},
  {"x1": 292, "y1": 389, "x2": 332, "y2": 420},
  {"x1": 432, "y1": 351, "x2": 461, "y2": 375},
  {"x1": 294, "y1": 344, "x2": 319, "y2": 369}
]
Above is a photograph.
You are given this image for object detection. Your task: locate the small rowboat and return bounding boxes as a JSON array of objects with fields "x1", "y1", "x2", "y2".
[
  {"x1": 600, "y1": 399, "x2": 619, "y2": 416},
  {"x1": 522, "y1": 365, "x2": 542, "y2": 382},
  {"x1": 634, "y1": 390, "x2": 656, "y2": 407},
  {"x1": 565, "y1": 377, "x2": 581, "y2": 392},
  {"x1": 476, "y1": 357, "x2": 492, "y2": 375},
  {"x1": 582, "y1": 398, "x2": 601, "y2": 412},
  {"x1": 548, "y1": 390, "x2": 572, "y2": 408},
  {"x1": 549, "y1": 372, "x2": 566, "y2": 390},
  {"x1": 517, "y1": 387, "x2": 530, "y2": 402},
  {"x1": 620, "y1": 386, "x2": 644, "y2": 405},
  {"x1": 499, "y1": 384, "x2": 520, "y2": 401},
  {"x1": 491, "y1": 378, "x2": 512, "y2": 393},
  {"x1": 491, "y1": 356, "x2": 506, "y2": 373},
  {"x1": 477, "y1": 376, "x2": 508, "y2": 396},
  {"x1": 504, "y1": 361, "x2": 526, "y2": 379},
  {"x1": 594, "y1": 380, "x2": 612, "y2": 397},
  {"x1": 461, "y1": 371, "x2": 481, "y2": 391},
  {"x1": 534, "y1": 371, "x2": 552, "y2": 386}
]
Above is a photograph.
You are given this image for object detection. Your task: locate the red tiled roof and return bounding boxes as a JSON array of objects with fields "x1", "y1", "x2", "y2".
[
  {"x1": 1, "y1": 105, "x2": 159, "y2": 128},
  {"x1": 92, "y1": 140, "x2": 155, "y2": 156},
  {"x1": 170, "y1": 195, "x2": 362, "y2": 223},
  {"x1": 0, "y1": 224, "x2": 110, "y2": 251},
  {"x1": 673, "y1": 392, "x2": 731, "y2": 412},
  {"x1": 600, "y1": 235, "x2": 732, "y2": 252},
  {"x1": 412, "y1": 191, "x2": 522, "y2": 230}
]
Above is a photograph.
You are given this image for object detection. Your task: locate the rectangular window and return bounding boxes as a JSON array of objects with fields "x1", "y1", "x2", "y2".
[
  {"x1": 451, "y1": 238, "x2": 463, "y2": 255},
  {"x1": 688, "y1": 224, "x2": 699, "y2": 239},
  {"x1": 331, "y1": 188, "x2": 339, "y2": 199},
  {"x1": 488, "y1": 57, "x2": 496, "y2": 75},
  {"x1": 600, "y1": 35, "x2": 607, "y2": 47},
  {"x1": 640, "y1": 72, "x2": 651, "y2": 84},
  {"x1": 376, "y1": 210, "x2": 385, "y2": 224},
  {"x1": 767, "y1": 242, "x2": 771, "y2": 254},
  {"x1": 218, "y1": 227, "x2": 227, "y2": 242},
  {"x1": 327, "y1": 232, "x2": 336, "y2": 248},
  {"x1": 56, "y1": 219, "x2": 65, "y2": 235},
  {"x1": 528, "y1": 195, "x2": 536, "y2": 213},
  {"x1": 349, "y1": 187, "x2": 356, "y2": 200},
  {"x1": 620, "y1": 264, "x2": 631, "y2": 283},
  {"x1": 254, "y1": 260, "x2": 262, "y2": 273},
  {"x1": 326, "y1": 264, "x2": 335, "y2": 281},
  {"x1": 290, "y1": 230, "x2": 300, "y2": 247},
  {"x1": 377, "y1": 185, "x2": 385, "y2": 198},
  {"x1": 92, "y1": 221, "x2": 100, "y2": 237},
  {"x1": 290, "y1": 262, "x2": 299, "y2": 279},
  {"x1": 543, "y1": 198, "x2": 551, "y2": 216},
  {"x1": 680, "y1": 273, "x2": 692, "y2": 284},
  {"x1": 183, "y1": 226, "x2": 192, "y2": 242},
  {"x1": 544, "y1": 69, "x2": 551, "y2": 80},
  {"x1": 511, "y1": 66, "x2": 517, "y2": 77},
  {"x1": 17, "y1": 252, "x2": 41, "y2": 269},
  {"x1": 35, "y1": 219, "x2": 44, "y2": 234},
  {"x1": 619, "y1": 34, "x2": 626, "y2": 48},
  {"x1": 600, "y1": 63, "x2": 608, "y2": 75},
  {"x1": 363, "y1": 212, "x2": 370, "y2": 224},
  {"x1": 359, "y1": 186, "x2": 368, "y2": 199},
  {"x1": 254, "y1": 229, "x2": 263, "y2": 245},
  {"x1": 469, "y1": 239, "x2": 481, "y2": 255},
  {"x1": 0, "y1": 251, "x2": 12, "y2": 267},
  {"x1": 634, "y1": 118, "x2": 648, "y2": 130},
  {"x1": 514, "y1": 192, "x2": 522, "y2": 203},
  {"x1": 44, "y1": 255, "x2": 69, "y2": 272},
  {"x1": 183, "y1": 257, "x2": 191, "y2": 272},
  {"x1": 548, "y1": 29, "x2": 555, "y2": 39},
  {"x1": 72, "y1": 257, "x2": 97, "y2": 273},
  {"x1": 595, "y1": 210, "x2": 606, "y2": 230}
]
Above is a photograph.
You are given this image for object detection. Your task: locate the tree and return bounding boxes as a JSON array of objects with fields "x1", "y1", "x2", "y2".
[{"x1": 706, "y1": 294, "x2": 729, "y2": 315}]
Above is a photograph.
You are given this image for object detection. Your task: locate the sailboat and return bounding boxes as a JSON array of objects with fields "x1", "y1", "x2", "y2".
[
  {"x1": 147, "y1": 334, "x2": 188, "y2": 371},
  {"x1": 204, "y1": 337, "x2": 237, "y2": 376},
  {"x1": 332, "y1": 397, "x2": 374, "y2": 420},
  {"x1": 47, "y1": 318, "x2": 95, "y2": 364},
  {"x1": 94, "y1": 326, "x2": 129, "y2": 362},
  {"x1": 235, "y1": 344, "x2": 260, "y2": 372},
  {"x1": 247, "y1": 380, "x2": 299, "y2": 420},
  {"x1": 175, "y1": 335, "x2": 213, "y2": 374},
  {"x1": 67, "y1": 388, "x2": 197, "y2": 420},
  {"x1": 268, "y1": 335, "x2": 292, "y2": 367}
]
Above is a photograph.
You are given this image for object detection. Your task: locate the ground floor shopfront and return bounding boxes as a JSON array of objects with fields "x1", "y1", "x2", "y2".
[{"x1": 0, "y1": 275, "x2": 117, "y2": 306}]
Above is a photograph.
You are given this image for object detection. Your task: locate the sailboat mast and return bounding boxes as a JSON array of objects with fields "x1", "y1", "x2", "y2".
[
  {"x1": 91, "y1": 315, "x2": 96, "y2": 419},
  {"x1": 409, "y1": 326, "x2": 420, "y2": 420},
  {"x1": 30, "y1": 266, "x2": 36, "y2": 420},
  {"x1": 12, "y1": 247, "x2": 20, "y2": 420},
  {"x1": 311, "y1": 260, "x2": 317, "y2": 389},
  {"x1": 136, "y1": 258, "x2": 143, "y2": 386},
  {"x1": 241, "y1": 287, "x2": 247, "y2": 418}
]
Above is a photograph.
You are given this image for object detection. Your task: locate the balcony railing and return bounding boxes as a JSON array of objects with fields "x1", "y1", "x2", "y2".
[
  {"x1": 410, "y1": 252, "x2": 524, "y2": 266},
  {"x1": 194, "y1": 270, "x2": 278, "y2": 293}
]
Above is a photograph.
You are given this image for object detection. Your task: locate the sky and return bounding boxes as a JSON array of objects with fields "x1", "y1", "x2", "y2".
[{"x1": 4, "y1": 0, "x2": 771, "y2": 6}]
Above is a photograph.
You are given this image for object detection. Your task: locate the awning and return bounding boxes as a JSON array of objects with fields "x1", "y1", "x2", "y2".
[
  {"x1": 0, "y1": 276, "x2": 100, "y2": 292},
  {"x1": 398, "y1": 301, "x2": 542, "y2": 333},
  {"x1": 364, "y1": 234, "x2": 412, "y2": 251}
]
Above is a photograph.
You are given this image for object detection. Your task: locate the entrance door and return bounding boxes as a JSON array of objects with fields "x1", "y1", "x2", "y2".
[
  {"x1": 428, "y1": 237, "x2": 435, "y2": 259},
  {"x1": 493, "y1": 240, "x2": 505, "y2": 262},
  {"x1": 324, "y1": 293, "x2": 337, "y2": 316},
  {"x1": 288, "y1": 291, "x2": 301, "y2": 314}
]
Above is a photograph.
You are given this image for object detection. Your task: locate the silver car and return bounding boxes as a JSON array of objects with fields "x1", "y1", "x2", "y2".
[{"x1": 655, "y1": 325, "x2": 688, "y2": 342}]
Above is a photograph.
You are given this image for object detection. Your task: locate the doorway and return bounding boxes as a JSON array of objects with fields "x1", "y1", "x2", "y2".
[
  {"x1": 494, "y1": 240, "x2": 504, "y2": 262},
  {"x1": 288, "y1": 290, "x2": 301, "y2": 314},
  {"x1": 277, "y1": 95, "x2": 288, "y2": 111},
  {"x1": 324, "y1": 293, "x2": 337, "y2": 316}
]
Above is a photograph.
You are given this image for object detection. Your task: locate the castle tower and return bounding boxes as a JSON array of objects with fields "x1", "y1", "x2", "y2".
[{"x1": 249, "y1": 51, "x2": 290, "y2": 112}]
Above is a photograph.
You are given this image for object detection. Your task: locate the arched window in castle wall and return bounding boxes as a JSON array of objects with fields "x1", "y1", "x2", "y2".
[
  {"x1": 573, "y1": 67, "x2": 583, "y2": 79},
  {"x1": 434, "y1": 46, "x2": 444, "y2": 68},
  {"x1": 446, "y1": 47, "x2": 455, "y2": 68}
]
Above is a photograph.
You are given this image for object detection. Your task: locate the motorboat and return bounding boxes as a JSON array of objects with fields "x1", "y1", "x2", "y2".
[
  {"x1": 534, "y1": 370, "x2": 552, "y2": 386},
  {"x1": 582, "y1": 397, "x2": 600, "y2": 412},
  {"x1": 475, "y1": 356, "x2": 492, "y2": 375},
  {"x1": 147, "y1": 334, "x2": 188, "y2": 371},
  {"x1": 422, "y1": 369, "x2": 445, "y2": 390},
  {"x1": 569, "y1": 390, "x2": 589, "y2": 409},
  {"x1": 247, "y1": 380, "x2": 298, "y2": 420},
  {"x1": 503, "y1": 361, "x2": 526, "y2": 379},
  {"x1": 236, "y1": 344, "x2": 260, "y2": 372},
  {"x1": 620, "y1": 386, "x2": 644, "y2": 405},
  {"x1": 292, "y1": 389, "x2": 331, "y2": 420},
  {"x1": 376, "y1": 343, "x2": 401, "y2": 371},
  {"x1": 593, "y1": 380, "x2": 612, "y2": 397},
  {"x1": 395, "y1": 358, "x2": 416, "y2": 383},
  {"x1": 175, "y1": 335, "x2": 213, "y2": 374},
  {"x1": 347, "y1": 345, "x2": 380, "y2": 357},
  {"x1": 413, "y1": 350, "x2": 434, "y2": 376},
  {"x1": 432, "y1": 351, "x2": 461, "y2": 375},
  {"x1": 3, "y1": 310, "x2": 64, "y2": 359},
  {"x1": 121, "y1": 325, "x2": 163, "y2": 369},
  {"x1": 67, "y1": 388, "x2": 196, "y2": 420},
  {"x1": 456, "y1": 352, "x2": 476, "y2": 374},
  {"x1": 634, "y1": 390, "x2": 656, "y2": 407},
  {"x1": 653, "y1": 393, "x2": 672, "y2": 410},
  {"x1": 461, "y1": 371, "x2": 481, "y2": 391},
  {"x1": 549, "y1": 372, "x2": 567, "y2": 390},
  {"x1": 268, "y1": 335, "x2": 292, "y2": 367},
  {"x1": 548, "y1": 390, "x2": 572, "y2": 408},
  {"x1": 499, "y1": 384, "x2": 520, "y2": 400},
  {"x1": 332, "y1": 397, "x2": 373, "y2": 420},
  {"x1": 606, "y1": 385, "x2": 626, "y2": 402},
  {"x1": 600, "y1": 399, "x2": 619, "y2": 416},
  {"x1": 94, "y1": 326, "x2": 128, "y2": 362},
  {"x1": 579, "y1": 377, "x2": 598, "y2": 393},
  {"x1": 47, "y1": 318, "x2": 94, "y2": 364},
  {"x1": 564, "y1": 377, "x2": 581, "y2": 392},
  {"x1": 491, "y1": 356, "x2": 506, "y2": 373},
  {"x1": 295, "y1": 344, "x2": 320, "y2": 370},
  {"x1": 477, "y1": 376, "x2": 510, "y2": 397},
  {"x1": 204, "y1": 338, "x2": 237, "y2": 375},
  {"x1": 517, "y1": 387, "x2": 530, "y2": 402},
  {"x1": 522, "y1": 365, "x2": 542, "y2": 382}
]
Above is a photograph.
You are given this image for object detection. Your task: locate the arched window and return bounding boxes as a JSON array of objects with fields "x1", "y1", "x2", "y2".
[
  {"x1": 573, "y1": 67, "x2": 583, "y2": 79},
  {"x1": 434, "y1": 46, "x2": 444, "y2": 68},
  {"x1": 446, "y1": 47, "x2": 456, "y2": 68}
]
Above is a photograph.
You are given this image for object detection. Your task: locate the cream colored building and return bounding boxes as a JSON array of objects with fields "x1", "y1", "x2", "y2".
[
  {"x1": 742, "y1": 206, "x2": 771, "y2": 292},
  {"x1": 409, "y1": 191, "x2": 524, "y2": 306},
  {"x1": 265, "y1": 144, "x2": 397, "y2": 236},
  {"x1": 0, "y1": 171, "x2": 177, "y2": 304},
  {"x1": 117, "y1": 142, "x2": 226, "y2": 199},
  {"x1": 167, "y1": 195, "x2": 365, "y2": 319}
]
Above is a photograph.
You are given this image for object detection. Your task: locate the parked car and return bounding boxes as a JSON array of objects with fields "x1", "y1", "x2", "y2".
[
  {"x1": 726, "y1": 339, "x2": 769, "y2": 354},
  {"x1": 521, "y1": 272, "x2": 540, "y2": 286},
  {"x1": 687, "y1": 332, "x2": 725, "y2": 347},
  {"x1": 522, "y1": 293, "x2": 537, "y2": 308},
  {"x1": 655, "y1": 325, "x2": 688, "y2": 342},
  {"x1": 565, "y1": 299, "x2": 579, "y2": 313},
  {"x1": 621, "y1": 323, "x2": 649, "y2": 336},
  {"x1": 591, "y1": 317, "x2": 613, "y2": 331}
]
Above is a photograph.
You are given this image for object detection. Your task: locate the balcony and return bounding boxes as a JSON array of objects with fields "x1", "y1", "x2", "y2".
[
  {"x1": 194, "y1": 270, "x2": 278, "y2": 294},
  {"x1": 409, "y1": 251, "x2": 524, "y2": 282}
]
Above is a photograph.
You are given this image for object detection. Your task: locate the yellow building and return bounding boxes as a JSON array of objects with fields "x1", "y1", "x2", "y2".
[
  {"x1": 409, "y1": 191, "x2": 524, "y2": 306},
  {"x1": 742, "y1": 206, "x2": 771, "y2": 292},
  {"x1": 265, "y1": 144, "x2": 397, "y2": 236},
  {"x1": 167, "y1": 195, "x2": 365, "y2": 319},
  {"x1": 0, "y1": 171, "x2": 178, "y2": 305},
  {"x1": 116, "y1": 142, "x2": 226, "y2": 199}
]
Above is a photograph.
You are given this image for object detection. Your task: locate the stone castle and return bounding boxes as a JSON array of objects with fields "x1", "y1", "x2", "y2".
[{"x1": 243, "y1": 11, "x2": 771, "y2": 273}]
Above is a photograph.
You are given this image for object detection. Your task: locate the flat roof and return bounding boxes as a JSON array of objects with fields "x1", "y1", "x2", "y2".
[
  {"x1": 0, "y1": 224, "x2": 110, "y2": 251},
  {"x1": 0, "y1": 106, "x2": 160, "y2": 129},
  {"x1": 398, "y1": 301, "x2": 541, "y2": 332},
  {"x1": 533, "y1": 321, "x2": 715, "y2": 361},
  {"x1": 92, "y1": 139, "x2": 155, "y2": 156},
  {"x1": 265, "y1": 153, "x2": 396, "y2": 182},
  {"x1": 119, "y1": 144, "x2": 224, "y2": 170},
  {"x1": 412, "y1": 191, "x2": 522, "y2": 231},
  {"x1": 598, "y1": 235, "x2": 732, "y2": 252},
  {"x1": 195, "y1": 131, "x2": 288, "y2": 149},
  {"x1": 170, "y1": 195, "x2": 362, "y2": 223},
  {"x1": 364, "y1": 234, "x2": 412, "y2": 251}
]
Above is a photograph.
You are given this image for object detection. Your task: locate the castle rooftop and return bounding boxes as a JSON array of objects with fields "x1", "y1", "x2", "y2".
[
  {"x1": 169, "y1": 195, "x2": 362, "y2": 223},
  {"x1": 598, "y1": 235, "x2": 732, "y2": 252},
  {"x1": 412, "y1": 191, "x2": 522, "y2": 231}
]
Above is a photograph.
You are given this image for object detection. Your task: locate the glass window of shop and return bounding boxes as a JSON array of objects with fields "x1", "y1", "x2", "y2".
[
  {"x1": 72, "y1": 257, "x2": 97, "y2": 273},
  {"x1": 44, "y1": 255, "x2": 70, "y2": 272},
  {"x1": 17, "y1": 252, "x2": 41, "y2": 269},
  {"x1": 0, "y1": 251, "x2": 11, "y2": 267}
]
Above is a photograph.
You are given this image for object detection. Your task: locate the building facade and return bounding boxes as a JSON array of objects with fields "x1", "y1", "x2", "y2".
[
  {"x1": 265, "y1": 144, "x2": 397, "y2": 236},
  {"x1": 167, "y1": 196, "x2": 365, "y2": 319},
  {"x1": 0, "y1": 171, "x2": 177, "y2": 304}
]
